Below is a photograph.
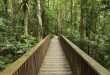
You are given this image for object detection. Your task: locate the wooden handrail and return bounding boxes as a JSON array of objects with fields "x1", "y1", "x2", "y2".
[
  {"x1": 0, "y1": 35, "x2": 51, "y2": 75},
  {"x1": 59, "y1": 34, "x2": 110, "y2": 75}
]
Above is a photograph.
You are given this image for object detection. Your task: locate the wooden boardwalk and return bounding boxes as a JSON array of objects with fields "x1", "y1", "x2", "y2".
[{"x1": 38, "y1": 36, "x2": 73, "y2": 75}]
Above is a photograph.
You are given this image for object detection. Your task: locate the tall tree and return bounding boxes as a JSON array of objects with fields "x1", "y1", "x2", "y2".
[
  {"x1": 41, "y1": 0, "x2": 47, "y2": 37},
  {"x1": 36, "y1": 0, "x2": 43, "y2": 41},
  {"x1": 22, "y1": 0, "x2": 29, "y2": 38},
  {"x1": 57, "y1": 0, "x2": 59, "y2": 35},
  {"x1": 79, "y1": 0, "x2": 84, "y2": 39},
  {"x1": 48, "y1": 0, "x2": 49, "y2": 8},
  {"x1": 70, "y1": 0, "x2": 73, "y2": 30}
]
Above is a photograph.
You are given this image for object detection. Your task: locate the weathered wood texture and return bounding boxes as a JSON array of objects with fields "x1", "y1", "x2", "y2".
[
  {"x1": 38, "y1": 36, "x2": 73, "y2": 75},
  {"x1": 59, "y1": 34, "x2": 110, "y2": 75},
  {"x1": 0, "y1": 35, "x2": 51, "y2": 75}
]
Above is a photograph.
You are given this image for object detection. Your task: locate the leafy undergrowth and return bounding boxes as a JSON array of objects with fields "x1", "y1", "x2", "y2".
[{"x1": 0, "y1": 36, "x2": 36, "y2": 72}]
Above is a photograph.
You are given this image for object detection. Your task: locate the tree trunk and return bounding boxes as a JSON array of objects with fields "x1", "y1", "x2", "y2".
[
  {"x1": 57, "y1": 0, "x2": 59, "y2": 35},
  {"x1": 36, "y1": 0, "x2": 43, "y2": 41},
  {"x1": 53, "y1": 0, "x2": 55, "y2": 11},
  {"x1": 24, "y1": 10, "x2": 28, "y2": 38},
  {"x1": 80, "y1": 8, "x2": 84, "y2": 39},
  {"x1": 11, "y1": 0, "x2": 16, "y2": 15},
  {"x1": 48, "y1": 0, "x2": 49, "y2": 8},
  {"x1": 42, "y1": 0, "x2": 47, "y2": 38},
  {"x1": 70, "y1": 0, "x2": 73, "y2": 37},
  {"x1": 71, "y1": 0, "x2": 73, "y2": 28},
  {"x1": 79, "y1": 0, "x2": 84, "y2": 50}
]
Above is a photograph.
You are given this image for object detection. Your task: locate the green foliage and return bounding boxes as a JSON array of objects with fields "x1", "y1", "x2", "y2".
[
  {"x1": 0, "y1": 55, "x2": 13, "y2": 71},
  {"x1": 0, "y1": 60, "x2": 6, "y2": 71},
  {"x1": 0, "y1": 36, "x2": 36, "y2": 71},
  {"x1": 1, "y1": 36, "x2": 36, "y2": 55}
]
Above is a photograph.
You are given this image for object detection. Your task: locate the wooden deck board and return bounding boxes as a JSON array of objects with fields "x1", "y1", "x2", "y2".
[{"x1": 38, "y1": 36, "x2": 73, "y2": 75}]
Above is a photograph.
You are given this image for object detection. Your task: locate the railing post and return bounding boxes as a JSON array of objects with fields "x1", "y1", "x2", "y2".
[{"x1": 76, "y1": 55, "x2": 81, "y2": 75}]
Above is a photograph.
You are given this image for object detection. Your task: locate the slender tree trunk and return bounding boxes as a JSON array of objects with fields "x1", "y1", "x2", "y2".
[
  {"x1": 32, "y1": 0, "x2": 38, "y2": 37},
  {"x1": 42, "y1": 0, "x2": 47, "y2": 38},
  {"x1": 22, "y1": 0, "x2": 29, "y2": 38},
  {"x1": 12, "y1": 0, "x2": 16, "y2": 15},
  {"x1": 79, "y1": 0, "x2": 84, "y2": 50},
  {"x1": 59, "y1": 7, "x2": 63, "y2": 34},
  {"x1": 57, "y1": 0, "x2": 59, "y2": 35},
  {"x1": 36, "y1": 0, "x2": 43, "y2": 41},
  {"x1": 80, "y1": 8, "x2": 84, "y2": 39},
  {"x1": 48, "y1": 0, "x2": 49, "y2": 8},
  {"x1": 24, "y1": 10, "x2": 28, "y2": 37},
  {"x1": 70, "y1": 0, "x2": 73, "y2": 37},
  {"x1": 71, "y1": 0, "x2": 73, "y2": 28},
  {"x1": 73, "y1": 4, "x2": 77, "y2": 30},
  {"x1": 53, "y1": 0, "x2": 55, "y2": 12}
]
